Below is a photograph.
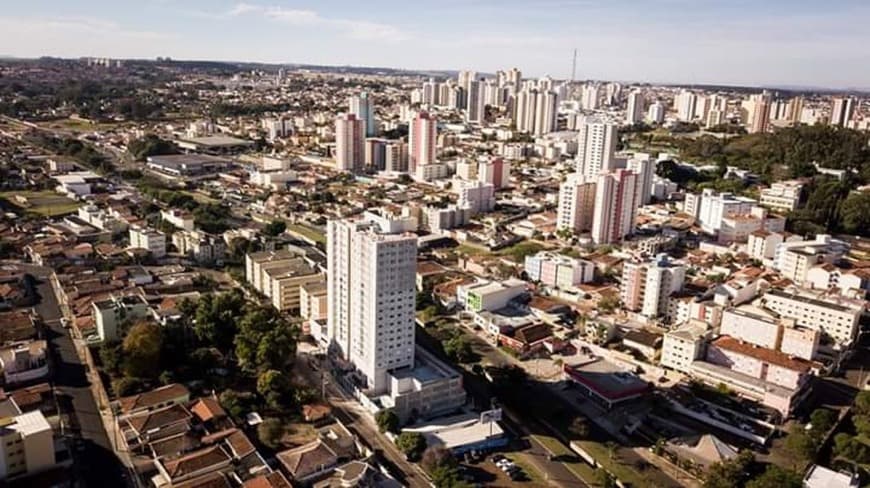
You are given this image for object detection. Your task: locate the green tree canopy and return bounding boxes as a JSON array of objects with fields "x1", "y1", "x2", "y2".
[
  {"x1": 746, "y1": 465, "x2": 802, "y2": 488},
  {"x1": 396, "y1": 431, "x2": 427, "y2": 461},
  {"x1": 122, "y1": 321, "x2": 163, "y2": 379},
  {"x1": 234, "y1": 305, "x2": 299, "y2": 374},
  {"x1": 376, "y1": 409, "x2": 400, "y2": 434}
]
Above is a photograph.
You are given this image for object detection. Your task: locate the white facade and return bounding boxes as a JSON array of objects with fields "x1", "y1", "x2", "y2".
[
  {"x1": 773, "y1": 234, "x2": 849, "y2": 284},
  {"x1": 763, "y1": 289, "x2": 862, "y2": 347},
  {"x1": 625, "y1": 90, "x2": 644, "y2": 125},
  {"x1": 327, "y1": 217, "x2": 418, "y2": 394},
  {"x1": 661, "y1": 321, "x2": 708, "y2": 373},
  {"x1": 455, "y1": 180, "x2": 495, "y2": 215},
  {"x1": 696, "y1": 189, "x2": 757, "y2": 234},
  {"x1": 759, "y1": 180, "x2": 804, "y2": 212},
  {"x1": 575, "y1": 120, "x2": 617, "y2": 177},
  {"x1": 129, "y1": 227, "x2": 166, "y2": 258},
  {"x1": 591, "y1": 169, "x2": 639, "y2": 244}
]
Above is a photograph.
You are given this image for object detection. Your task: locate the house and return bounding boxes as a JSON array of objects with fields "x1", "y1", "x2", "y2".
[
  {"x1": 117, "y1": 383, "x2": 191, "y2": 416},
  {"x1": 498, "y1": 323, "x2": 552, "y2": 354},
  {"x1": 276, "y1": 440, "x2": 339, "y2": 484},
  {"x1": 622, "y1": 330, "x2": 663, "y2": 360}
]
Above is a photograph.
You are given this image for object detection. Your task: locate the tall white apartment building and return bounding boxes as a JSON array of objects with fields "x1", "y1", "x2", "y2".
[
  {"x1": 349, "y1": 92, "x2": 376, "y2": 137},
  {"x1": 581, "y1": 84, "x2": 599, "y2": 110},
  {"x1": 647, "y1": 101, "x2": 665, "y2": 124},
  {"x1": 621, "y1": 253, "x2": 686, "y2": 319},
  {"x1": 625, "y1": 90, "x2": 644, "y2": 125},
  {"x1": 591, "y1": 169, "x2": 639, "y2": 244},
  {"x1": 626, "y1": 154, "x2": 654, "y2": 206},
  {"x1": 129, "y1": 226, "x2": 166, "y2": 258},
  {"x1": 675, "y1": 90, "x2": 697, "y2": 121},
  {"x1": 762, "y1": 289, "x2": 862, "y2": 347},
  {"x1": 327, "y1": 217, "x2": 417, "y2": 394},
  {"x1": 533, "y1": 90, "x2": 558, "y2": 136},
  {"x1": 556, "y1": 173, "x2": 597, "y2": 234},
  {"x1": 477, "y1": 157, "x2": 510, "y2": 189},
  {"x1": 335, "y1": 113, "x2": 365, "y2": 172},
  {"x1": 455, "y1": 180, "x2": 495, "y2": 215},
  {"x1": 465, "y1": 79, "x2": 485, "y2": 124},
  {"x1": 575, "y1": 119, "x2": 617, "y2": 177},
  {"x1": 696, "y1": 189, "x2": 757, "y2": 234},
  {"x1": 661, "y1": 321, "x2": 709, "y2": 373},
  {"x1": 830, "y1": 97, "x2": 856, "y2": 127}
]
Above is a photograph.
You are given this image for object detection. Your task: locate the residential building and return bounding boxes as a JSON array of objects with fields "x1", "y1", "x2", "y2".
[
  {"x1": 93, "y1": 294, "x2": 151, "y2": 342},
  {"x1": 747, "y1": 91, "x2": 772, "y2": 134},
  {"x1": 661, "y1": 321, "x2": 709, "y2": 373},
  {"x1": 172, "y1": 230, "x2": 226, "y2": 264},
  {"x1": 409, "y1": 112, "x2": 437, "y2": 173},
  {"x1": 762, "y1": 289, "x2": 863, "y2": 347},
  {"x1": 647, "y1": 101, "x2": 665, "y2": 124},
  {"x1": 465, "y1": 79, "x2": 485, "y2": 124},
  {"x1": 696, "y1": 189, "x2": 757, "y2": 234},
  {"x1": 625, "y1": 90, "x2": 644, "y2": 125},
  {"x1": 0, "y1": 341, "x2": 49, "y2": 385},
  {"x1": 327, "y1": 216, "x2": 417, "y2": 394},
  {"x1": 626, "y1": 153, "x2": 654, "y2": 206},
  {"x1": 160, "y1": 209, "x2": 195, "y2": 232},
  {"x1": 773, "y1": 234, "x2": 849, "y2": 284},
  {"x1": 246, "y1": 249, "x2": 322, "y2": 312},
  {"x1": 379, "y1": 347, "x2": 467, "y2": 423},
  {"x1": 720, "y1": 307, "x2": 818, "y2": 360},
  {"x1": 524, "y1": 252, "x2": 594, "y2": 288},
  {"x1": 334, "y1": 114, "x2": 365, "y2": 173},
  {"x1": 621, "y1": 254, "x2": 686, "y2": 319},
  {"x1": 349, "y1": 92, "x2": 376, "y2": 137},
  {"x1": 591, "y1": 169, "x2": 639, "y2": 244},
  {"x1": 556, "y1": 173, "x2": 596, "y2": 234},
  {"x1": 0, "y1": 410, "x2": 55, "y2": 479},
  {"x1": 478, "y1": 157, "x2": 510, "y2": 189},
  {"x1": 455, "y1": 180, "x2": 495, "y2": 215},
  {"x1": 575, "y1": 119, "x2": 617, "y2": 177},
  {"x1": 830, "y1": 97, "x2": 856, "y2": 127},
  {"x1": 129, "y1": 226, "x2": 166, "y2": 258},
  {"x1": 759, "y1": 180, "x2": 804, "y2": 212}
]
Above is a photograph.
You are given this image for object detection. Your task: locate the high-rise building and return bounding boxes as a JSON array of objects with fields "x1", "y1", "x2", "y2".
[
  {"x1": 581, "y1": 84, "x2": 599, "y2": 110},
  {"x1": 830, "y1": 97, "x2": 856, "y2": 127},
  {"x1": 409, "y1": 112, "x2": 437, "y2": 173},
  {"x1": 747, "y1": 91, "x2": 772, "y2": 134},
  {"x1": 384, "y1": 141, "x2": 408, "y2": 173},
  {"x1": 626, "y1": 154, "x2": 654, "y2": 206},
  {"x1": 591, "y1": 169, "x2": 639, "y2": 244},
  {"x1": 365, "y1": 138, "x2": 387, "y2": 170},
  {"x1": 575, "y1": 119, "x2": 617, "y2": 177},
  {"x1": 625, "y1": 90, "x2": 644, "y2": 125},
  {"x1": 327, "y1": 215, "x2": 417, "y2": 393},
  {"x1": 785, "y1": 96, "x2": 804, "y2": 124},
  {"x1": 334, "y1": 114, "x2": 365, "y2": 173},
  {"x1": 349, "y1": 92, "x2": 376, "y2": 137},
  {"x1": 533, "y1": 90, "x2": 558, "y2": 135},
  {"x1": 676, "y1": 90, "x2": 697, "y2": 121},
  {"x1": 557, "y1": 173, "x2": 597, "y2": 234},
  {"x1": 538, "y1": 76, "x2": 554, "y2": 91},
  {"x1": 514, "y1": 89, "x2": 536, "y2": 133},
  {"x1": 478, "y1": 157, "x2": 511, "y2": 189},
  {"x1": 422, "y1": 78, "x2": 439, "y2": 106},
  {"x1": 647, "y1": 101, "x2": 665, "y2": 124},
  {"x1": 465, "y1": 80, "x2": 485, "y2": 124},
  {"x1": 621, "y1": 254, "x2": 686, "y2": 319},
  {"x1": 706, "y1": 109, "x2": 725, "y2": 129}
]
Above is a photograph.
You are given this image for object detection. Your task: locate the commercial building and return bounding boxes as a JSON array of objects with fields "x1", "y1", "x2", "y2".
[
  {"x1": 591, "y1": 169, "x2": 639, "y2": 244},
  {"x1": 327, "y1": 216, "x2": 417, "y2": 394},
  {"x1": 562, "y1": 358, "x2": 651, "y2": 410},
  {"x1": 575, "y1": 119, "x2": 617, "y2": 177},
  {"x1": 145, "y1": 154, "x2": 232, "y2": 181},
  {"x1": 621, "y1": 254, "x2": 686, "y2": 320},
  {"x1": 524, "y1": 252, "x2": 594, "y2": 289},
  {"x1": 458, "y1": 279, "x2": 527, "y2": 313},
  {"x1": 556, "y1": 174, "x2": 596, "y2": 234},
  {"x1": 376, "y1": 347, "x2": 467, "y2": 423},
  {"x1": 334, "y1": 113, "x2": 365, "y2": 173},
  {"x1": 128, "y1": 226, "x2": 166, "y2": 258}
]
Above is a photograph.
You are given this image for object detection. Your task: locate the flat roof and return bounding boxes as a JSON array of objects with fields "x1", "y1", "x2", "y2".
[
  {"x1": 564, "y1": 359, "x2": 651, "y2": 401},
  {"x1": 178, "y1": 135, "x2": 255, "y2": 148}
]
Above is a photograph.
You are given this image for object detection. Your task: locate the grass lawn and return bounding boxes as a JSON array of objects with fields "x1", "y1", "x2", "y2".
[
  {"x1": 495, "y1": 241, "x2": 547, "y2": 262},
  {"x1": 530, "y1": 435, "x2": 598, "y2": 483},
  {"x1": 286, "y1": 223, "x2": 326, "y2": 245},
  {"x1": 0, "y1": 190, "x2": 81, "y2": 217},
  {"x1": 180, "y1": 190, "x2": 220, "y2": 205},
  {"x1": 39, "y1": 118, "x2": 122, "y2": 133}
]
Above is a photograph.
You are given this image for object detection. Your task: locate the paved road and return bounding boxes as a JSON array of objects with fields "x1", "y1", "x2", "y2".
[
  {"x1": 294, "y1": 351, "x2": 430, "y2": 488},
  {"x1": 21, "y1": 264, "x2": 126, "y2": 488}
]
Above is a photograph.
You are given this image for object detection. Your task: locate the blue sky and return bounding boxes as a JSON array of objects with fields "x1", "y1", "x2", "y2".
[{"x1": 1, "y1": 0, "x2": 869, "y2": 88}]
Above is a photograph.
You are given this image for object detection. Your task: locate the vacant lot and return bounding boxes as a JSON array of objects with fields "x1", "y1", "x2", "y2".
[{"x1": 0, "y1": 190, "x2": 81, "y2": 217}]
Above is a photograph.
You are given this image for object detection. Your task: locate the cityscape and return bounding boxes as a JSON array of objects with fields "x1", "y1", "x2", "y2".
[{"x1": 1, "y1": 2, "x2": 870, "y2": 488}]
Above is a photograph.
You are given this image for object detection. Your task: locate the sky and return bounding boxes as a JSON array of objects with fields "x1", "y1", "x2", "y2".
[{"x1": 1, "y1": 0, "x2": 869, "y2": 89}]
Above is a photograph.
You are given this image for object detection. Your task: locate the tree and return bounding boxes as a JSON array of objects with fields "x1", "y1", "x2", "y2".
[
  {"x1": 262, "y1": 220, "x2": 286, "y2": 237},
  {"x1": 235, "y1": 306, "x2": 299, "y2": 373},
  {"x1": 840, "y1": 192, "x2": 870, "y2": 236},
  {"x1": 396, "y1": 432, "x2": 427, "y2": 461},
  {"x1": 98, "y1": 340, "x2": 123, "y2": 375},
  {"x1": 257, "y1": 418, "x2": 285, "y2": 449},
  {"x1": 443, "y1": 335, "x2": 474, "y2": 363},
  {"x1": 783, "y1": 429, "x2": 816, "y2": 466},
  {"x1": 376, "y1": 409, "x2": 400, "y2": 434},
  {"x1": 746, "y1": 465, "x2": 802, "y2": 488},
  {"x1": 112, "y1": 376, "x2": 145, "y2": 397},
  {"x1": 809, "y1": 408, "x2": 837, "y2": 438},
  {"x1": 194, "y1": 290, "x2": 246, "y2": 353},
  {"x1": 568, "y1": 417, "x2": 590, "y2": 440},
  {"x1": 594, "y1": 468, "x2": 616, "y2": 488},
  {"x1": 704, "y1": 450, "x2": 754, "y2": 488},
  {"x1": 422, "y1": 445, "x2": 456, "y2": 472},
  {"x1": 127, "y1": 134, "x2": 178, "y2": 161},
  {"x1": 854, "y1": 391, "x2": 870, "y2": 416},
  {"x1": 122, "y1": 321, "x2": 163, "y2": 379},
  {"x1": 257, "y1": 369, "x2": 292, "y2": 410},
  {"x1": 219, "y1": 389, "x2": 248, "y2": 420}
]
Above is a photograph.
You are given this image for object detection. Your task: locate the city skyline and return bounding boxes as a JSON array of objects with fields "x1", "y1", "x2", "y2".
[{"x1": 2, "y1": 0, "x2": 870, "y2": 90}]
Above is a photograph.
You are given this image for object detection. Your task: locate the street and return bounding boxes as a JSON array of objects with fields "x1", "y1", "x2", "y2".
[{"x1": 21, "y1": 264, "x2": 126, "y2": 487}]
